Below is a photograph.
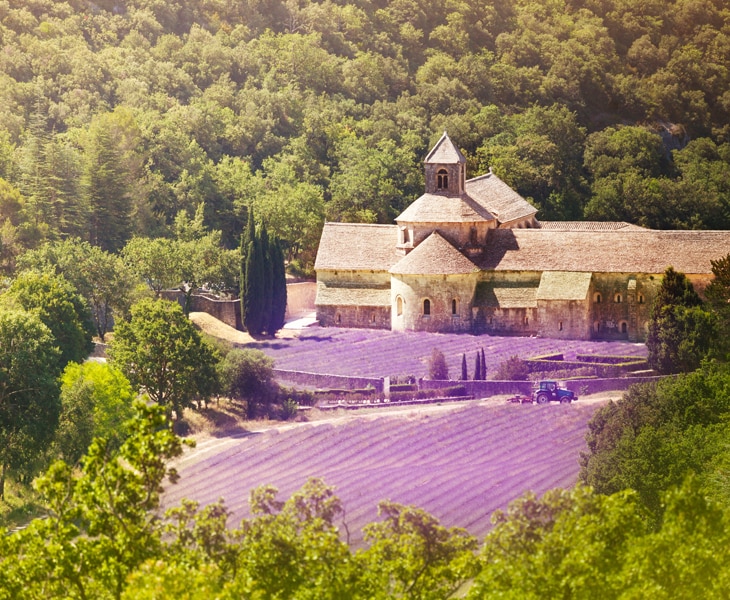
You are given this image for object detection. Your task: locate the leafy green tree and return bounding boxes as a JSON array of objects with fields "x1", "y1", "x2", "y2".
[
  {"x1": 55, "y1": 362, "x2": 136, "y2": 465},
  {"x1": 0, "y1": 308, "x2": 61, "y2": 499},
  {"x1": 705, "y1": 253, "x2": 730, "y2": 361},
  {"x1": 358, "y1": 500, "x2": 480, "y2": 599},
  {"x1": 494, "y1": 355, "x2": 529, "y2": 380},
  {"x1": 108, "y1": 298, "x2": 218, "y2": 419},
  {"x1": 580, "y1": 364, "x2": 730, "y2": 519},
  {"x1": 467, "y1": 480, "x2": 730, "y2": 599},
  {"x1": 217, "y1": 348, "x2": 276, "y2": 419},
  {"x1": 122, "y1": 237, "x2": 181, "y2": 296},
  {"x1": 3, "y1": 270, "x2": 95, "y2": 368},
  {"x1": 647, "y1": 266, "x2": 714, "y2": 374},
  {"x1": 1, "y1": 401, "x2": 188, "y2": 600},
  {"x1": 17, "y1": 238, "x2": 136, "y2": 341}
]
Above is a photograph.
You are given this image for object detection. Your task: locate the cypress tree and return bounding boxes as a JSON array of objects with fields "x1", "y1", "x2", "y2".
[
  {"x1": 473, "y1": 352, "x2": 481, "y2": 381},
  {"x1": 480, "y1": 348, "x2": 487, "y2": 380},
  {"x1": 461, "y1": 353, "x2": 468, "y2": 381},
  {"x1": 243, "y1": 218, "x2": 266, "y2": 335},
  {"x1": 259, "y1": 221, "x2": 273, "y2": 334},
  {"x1": 240, "y1": 208, "x2": 255, "y2": 327},
  {"x1": 269, "y1": 234, "x2": 288, "y2": 335}
]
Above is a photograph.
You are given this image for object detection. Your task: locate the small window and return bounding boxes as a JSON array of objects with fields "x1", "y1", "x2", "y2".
[
  {"x1": 621, "y1": 321, "x2": 628, "y2": 333},
  {"x1": 437, "y1": 168, "x2": 448, "y2": 190},
  {"x1": 638, "y1": 293, "x2": 645, "y2": 304},
  {"x1": 396, "y1": 296, "x2": 403, "y2": 316},
  {"x1": 452, "y1": 299, "x2": 458, "y2": 315},
  {"x1": 524, "y1": 316, "x2": 529, "y2": 326},
  {"x1": 558, "y1": 321, "x2": 563, "y2": 331},
  {"x1": 423, "y1": 299, "x2": 431, "y2": 316},
  {"x1": 594, "y1": 321, "x2": 601, "y2": 333},
  {"x1": 336, "y1": 313, "x2": 341, "y2": 325},
  {"x1": 594, "y1": 293, "x2": 602, "y2": 304},
  {"x1": 614, "y1": 293, "x2": 622, "y2": 303}
]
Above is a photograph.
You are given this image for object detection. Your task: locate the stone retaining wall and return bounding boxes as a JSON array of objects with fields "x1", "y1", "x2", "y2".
[{"x1": 273, "y1": 368, "x2": 664, "y2": 398}]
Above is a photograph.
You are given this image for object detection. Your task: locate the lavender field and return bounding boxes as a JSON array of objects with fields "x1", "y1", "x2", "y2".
[
  {"x1": 254, "y1": 326, "x2": 648, "y2": 379},
  {"x1": 165, "y1": 400, "x2": 601, "y2": 547}
]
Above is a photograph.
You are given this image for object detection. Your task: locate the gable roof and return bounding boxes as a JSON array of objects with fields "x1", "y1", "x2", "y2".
[
  {"x1": 472, "y1": 281, "x2": 538, "y2": 308},
  {"x1": 395, "y1": 193, "x2": 495, "y2": 223},
  {"x1": 314, "y1": 223, "x2": 400, "y2": 272},
  {"x1": 478, "y1": 229, "x2": 730, "y2": 274},
  {"x1": 390, "y1": 231, "x2": 480, "y2": 276},
  {"x1": 424, "y1": 132, "x2": 466, "y2": 164},
  {"x1": 538, "y1": 221, "x2": 647, "y2": 231},
  {"x1": 465, "y1": 172, "x2": 538, "y2": 225},
  {"x1": 536, "y1": 271, "x2": 592, "y2": 300}
]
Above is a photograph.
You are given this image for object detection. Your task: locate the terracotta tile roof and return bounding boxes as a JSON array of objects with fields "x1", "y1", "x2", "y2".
[
  {"x1": 473, "y1": 281, "x2": 538, "y2": 308},
  {"x1": 478, "y1": 229, "x2": 730, "y2": 274},
  {"x1": 536, "y1": 271, "x2": 592, "y2": 300},
  {"x1": 465, "y1": 173, "x2": 538, "y2": 225},
  {"x1": 390, "y1": 231, "x2": 480, "y2": 275},
  {"x1": 316, "y1": 284, "x2": 391, "y2": 307},
  {"x1": 395, "y1": 193, "x2": 495, "y2": 223},
  {"x1": 424, "y1": 132, "x2": 466, "y2": 164},
  {"x1": 314, "y1": 223, "x2": 401, "y2": 272},
  {"x1": 538, "y1": 221, "x2": 648, "y2": 231}
]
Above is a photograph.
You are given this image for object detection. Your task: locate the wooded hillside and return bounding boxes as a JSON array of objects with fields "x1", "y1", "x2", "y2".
[{"x1": 1, "y1": 0, "x2": 729, "y2": 272}]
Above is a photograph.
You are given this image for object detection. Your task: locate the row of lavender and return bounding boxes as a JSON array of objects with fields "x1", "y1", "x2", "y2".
[{"x1": 254, "y1": 327, "x2": 648, "y2": 379}]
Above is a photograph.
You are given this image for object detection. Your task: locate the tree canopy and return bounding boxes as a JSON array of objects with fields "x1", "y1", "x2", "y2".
[{"x1": 0, "y1": 0, "x2": 728, "y2": 271}]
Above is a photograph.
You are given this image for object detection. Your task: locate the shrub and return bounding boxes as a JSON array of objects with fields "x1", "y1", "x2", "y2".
[
  {"x1": 428, "y1": 348, "x2": 449, "y2": 380},
  {"x1": 493, "y1": 355, "x2": 530, "y2": 380}
]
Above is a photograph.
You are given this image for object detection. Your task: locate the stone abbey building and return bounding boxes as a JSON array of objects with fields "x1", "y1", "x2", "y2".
[{"x1": 314, "y1": 133, "x2": 730, "y2": 342}]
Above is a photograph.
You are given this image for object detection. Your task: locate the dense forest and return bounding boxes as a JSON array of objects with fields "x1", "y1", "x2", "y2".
[{"x1": 1, "y1": 0, "x2": 730, "y2": 275}]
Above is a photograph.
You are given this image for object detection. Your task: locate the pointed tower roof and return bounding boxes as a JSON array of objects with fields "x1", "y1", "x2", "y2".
[{"x1": 424, "y1": 132, "x2": 466, "y2": 165}]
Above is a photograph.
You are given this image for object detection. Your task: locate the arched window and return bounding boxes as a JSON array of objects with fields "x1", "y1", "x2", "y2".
[
  {"x1": 451, "y1": 298, "x2": 458, "y2": 315},
  {"x1": 437, "y1": 168, "x2": 448, "y2": 190},
  {"x1": 594, "y1": 293, "x2": 602, "y2": 304},
  {"x1": 638, "y1": 293, "x2": 645, "y2": 304},
  {"x1": 621, "y1": 321, "x2": 628, "y2": 333},
  {"x1": 614, "y1": 293, "x2": 622, "y2": 303},
  {"x1": 396, "y1": 296, "x2": 403, "y2": 316},
  {"x1": 423, "y1": 299, "x2": 431, "y2": 316},
  {"x1": 558, "y1": 321, "x2": 563, "y2": 331}
]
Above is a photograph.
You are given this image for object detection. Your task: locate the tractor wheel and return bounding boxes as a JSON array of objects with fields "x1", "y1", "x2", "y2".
[
  {"x1": 560, "y1": 397, "x2": 572, "y2": 404},
  {"x1": 536, "y1": 393, "x2": 549, "y2": 405}
]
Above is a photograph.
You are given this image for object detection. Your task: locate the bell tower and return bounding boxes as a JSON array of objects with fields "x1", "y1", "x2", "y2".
[{"x1": 424, "y1": 132, "x2": 466, "y2": 197}]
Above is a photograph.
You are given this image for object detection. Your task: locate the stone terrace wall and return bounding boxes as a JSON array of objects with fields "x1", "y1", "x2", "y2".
[
  {"x1": 273, "y1": 369, "x2": 384, "y2": 392},
  {"x1": 417, "y1": 376, "x2": 664, "y2": 397},
  {"x1": 272, "y1": 369, "x2": 665, "y2": 398},
  {"x1": 161, "y1": 291, "x2": 241, "y2": 329}
]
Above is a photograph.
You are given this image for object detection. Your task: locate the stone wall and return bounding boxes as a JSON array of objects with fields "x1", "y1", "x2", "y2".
[
  {"x1": 273, "y1": 369, "x2": 384, "y2": 392},
  {"x1": 273, "y1": 368, "x2": 665, "y2": 399},
  {"x1": 285, "y1": 281, "x2": 316, "y2": 320},
  {"x1": 391, "y1": 272, "x2": 477, "y2": 333},
  {"x1": 161, "y1": 290, "x2": 242, "y2": 329}
]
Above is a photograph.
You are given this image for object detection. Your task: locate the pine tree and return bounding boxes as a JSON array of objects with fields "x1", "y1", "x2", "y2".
[{"x1": 461, "y1": 353, "x2": 468, "y2": 380}]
